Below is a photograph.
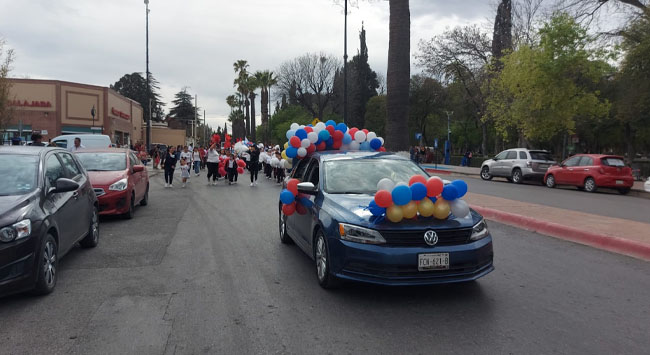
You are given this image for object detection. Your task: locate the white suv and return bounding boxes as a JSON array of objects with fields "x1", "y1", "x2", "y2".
[{"x1": 480, "y1": 149, "x2": 556, "y2": 184}]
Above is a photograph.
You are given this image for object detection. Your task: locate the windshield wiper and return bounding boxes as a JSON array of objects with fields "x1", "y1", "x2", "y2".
[{"x1": 330, "y1": 191, "x2": 367, "y2": 194}]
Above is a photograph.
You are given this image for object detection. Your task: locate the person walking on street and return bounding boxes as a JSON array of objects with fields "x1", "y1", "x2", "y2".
[
  {"x1": 274, "y1": 151, "x2": 285, "y2": 184},
  {"x1": 206, "y1": 143, "x2": 220, "y2": 185},
  {"x1": 248, "y1": 145, "x2": 260, "y2": 186},
  {"x1": 180, "y1": 146, "x2": 192, "y2": 168},
  {"x1": 164, "y1": 146, "x2": 177, "y2": 188},
  {"x1": 227, "y1": 152, "x2": 237, "y2": 185},
  {"x1": 180, "y1": 158, "x2": 190, "y2": 188},
  {"x1": 192, "y1": 147, "x2": 202, "y2": 176}
]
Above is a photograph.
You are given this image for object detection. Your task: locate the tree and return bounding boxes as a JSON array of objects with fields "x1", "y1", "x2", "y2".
[
  {"x1": 168, "y1": 88, "x2": 197, "y2": 137},
  {"x1": 364, "y1": 95, "x2": 386, "y2": 137},
  {"x1": 254, "y1": 70, "x2": 278, "y2": 144},
  {"x1": 247, "y1": 75, "x2": 259, "y2": 141},
  {"x1": 492, "y1": 0, "x2": 513, "y2": 65},
  {"x1": 386, "y1": 0, "x2": 411, "y2": 151},
  {"x1": 409, "y1": 76, "x2": 446, "y2": 147},
  {"x1": 233, "y1": 60, "x2": 251, "y2": 136},
  {"x1": 0, "y1": 38, "x2": 15, "y2": 136},
  {"x1": 110, "y1": 72, "x2": 165, "y2": 122},
  {"x1": 267, "y1": 105, "x2": 312, "y2": 144}
]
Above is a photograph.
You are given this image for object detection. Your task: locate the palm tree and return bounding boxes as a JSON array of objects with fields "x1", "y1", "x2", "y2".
[
  {"x1": 233, "y1": 60, "x2": 251, "y2": 136},
  {"x1": 226, "y1": 94, "x2": 238, "y2": 114},
  {"x1": 386, "y1": 0, "x2": 410, "y2": 151},
  {"x1": 247, "y1": 75, "x2": 259, "y2": 141},
  {"x1": 254, "y1": 70, "x2": 278, "y2": 144}
]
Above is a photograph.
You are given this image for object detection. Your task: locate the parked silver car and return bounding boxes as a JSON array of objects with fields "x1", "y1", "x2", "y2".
[{"x1": 480, "y1": 149, "x2": 556, "y2": 184}]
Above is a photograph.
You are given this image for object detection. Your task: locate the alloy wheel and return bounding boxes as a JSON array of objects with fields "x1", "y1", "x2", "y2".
[
  {"x1": 43, "y1": 240, "x2": 56, "y2": 287},
  {"x1": 584, "y1": 178, "x2": 596, "y2": 192},
  {"x1": 546, "y1": 175, "x2": 555, "y2": 188},
  {"x1": 279, "y1": 212, "x2": 286, "y2": 240},
  {"x1": 316, "y1": 236, "x2": 327, "y2": 282},
  {"x1": 512, "y1": 169, "x2": 522, "y2": 184},
  {"x1": 481, "y1": 167, "x2": 492, "y2": 180},
  {"x1": 91, "y1": 209, "x2": 99, "y2": 243}
]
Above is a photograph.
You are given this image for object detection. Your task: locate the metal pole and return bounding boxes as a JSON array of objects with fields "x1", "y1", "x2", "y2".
[
  {"x1": 194, "y1": 94, "x2": 198, "y2": 144},
  {"x1": 343, "y1": 0, "x2": 348, "y2": 125},
  {"x1": 203, "y1": 110, "x2": 206, "y2": 146},
  {"x1": 145, "y1": 0, "x2": 151, "y2": 152}
]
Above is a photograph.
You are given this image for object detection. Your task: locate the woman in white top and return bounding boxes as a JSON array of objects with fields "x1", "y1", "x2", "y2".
[
  {"x1": 192, "y1": 148, "x2": 202, "y2": 176},
  {"x1": 205, "y1": 143, "x2": 220, "y2": 185}
]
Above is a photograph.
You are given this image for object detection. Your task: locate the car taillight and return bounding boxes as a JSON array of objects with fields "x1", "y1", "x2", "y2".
[{"x1": 527, "y1": 161, "x2": 532, "y2": 168}]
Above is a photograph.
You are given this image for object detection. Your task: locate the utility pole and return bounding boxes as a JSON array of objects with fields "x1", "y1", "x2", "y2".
[
  {"x1": 144, "y1": 0, "x2": 151, "y2": 152},
  {"x1": 194, "y1": 94, "x2": 198, "y2": 144},
  {"x1": 203, "y1": 110, "x2": 206, "y2": 146},
  {"x1": 343, "y1": 0, "x2": 348, "y2": 125}
]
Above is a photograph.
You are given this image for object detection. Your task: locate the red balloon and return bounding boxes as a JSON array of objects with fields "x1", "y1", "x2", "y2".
[
  {"x1": 237, "y1": 160, "x2": 246, "y2": 168},
  {"x1": 296, "y1": 203, "x2": 308, "y2": 215},
  {"x1": 304, "y1": 126, "x2": 313, "y2": 133},
  {"x1": 326, "y1": 125, "x2": 335, "y2": 135},
  {"x1": 409, "y1": 175, "x2": 427, "y2": 186},
  {"x1": 219, "y1": 168, "x2": 227, "y2": 176},
  {"x1": 348, "y1": 127, "x2": 359, "y2": 137},
  {"x1": 362, "y1": 129, "x2": 369, "y2": 134},
  {"x1": 282, "y1": 202, "x2": 296, "y2": 216},
  {"x1": 317, "y1": 142, "x2": 326, "y2": 151},
  {"x1": 332, "y1": 141, "x2": 342, "y2": 149},
  {"x1": 426, "y1": 177, "x2": 444, "y2": 197},
  {"x1": 237, "y1": 167, "x2": 244, "y2": 174},
  {"x1": 374, "y1": 190, "x2": 393, "y2": 208},
  {"x1": 307, "y1": 144, "x2": 316, "y2": 154},
  {"x1": 332, "y1": 130, "x2": 344, "y2": 141},
  {"x1": 287, "y1": 179, "x2": 299, "y2": 196},
  {"x1": 289, "y1": 136, "x2": 301, "y2": 148},
  {"x1": 379, "y1": 147, "x2": 386, "y2": 152}
]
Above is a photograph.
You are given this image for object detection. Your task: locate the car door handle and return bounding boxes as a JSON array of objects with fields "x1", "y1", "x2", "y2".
[{"x1": 584, "y1": 169, "x2": 589, "y2": 171}]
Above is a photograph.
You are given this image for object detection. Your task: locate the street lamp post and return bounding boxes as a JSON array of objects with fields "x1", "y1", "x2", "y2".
[
  {"x1": 343, "y1": 0, "x2": 348, "y2": 126},
  {"x1": 445, "y1": 111, "x2": 452, "y2": 165},
  {"x1": 144, "y1": 0, "x2": 151, "y2": 152}
]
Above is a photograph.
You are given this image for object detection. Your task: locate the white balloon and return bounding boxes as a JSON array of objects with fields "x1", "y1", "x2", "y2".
[
  {"x1": 307, "y1": 131, "x2": 319, "y2": 143},
  {"x1": 366, "y1": 132, "x2": 377, "y2": 141},
  {"x1": 450, "y1": 199, "x2": 470, "y2": 218},
  {"x1": 284, "y1": 160, "x2": 292, "y2": 169},
  {"x1": 315, "y1": 122, "x2": 326, "y2": 131},
  {"x1": 290, "y1": 123, "x2": 300, "y2": 130},
  {"x1": 349, "y1": 141, "x2": 361, "y2": 150},
  {"x1": 377, "y1": 178, "x2": 395, "y2": 192},
  {"x1": 378, "y1": 137, "x2": 384, "y2": 145},
  {"x1": 395, "y1": 181, "x2": 408, "y2": 188},
  {"x1": 286, "y1": 129, "x2": 296, "y2": 140},
  {"x1": 354, "y1": 131, "x2": 367, "y2": 142},
  {"x1": 271, "y1": 157, "x2": 280, "y2": 168},
  {"x1": 297, "y1": 147, "x2": 307, "y2": 157},
  {"x1": 301, "y1": 138, "x2": 311, "y2": 148}
]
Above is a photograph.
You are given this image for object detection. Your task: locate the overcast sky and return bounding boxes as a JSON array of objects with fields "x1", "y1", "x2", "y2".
[{"x1": 1, "y1": 0, "x2": 493, "y2": 131}]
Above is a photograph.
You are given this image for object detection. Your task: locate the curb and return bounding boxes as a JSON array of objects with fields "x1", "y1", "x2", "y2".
[{"x1": 471, "y1": 204, "x2": 650, "y2": 261}]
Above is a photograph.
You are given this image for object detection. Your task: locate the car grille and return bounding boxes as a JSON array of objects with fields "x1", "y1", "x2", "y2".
[
  {"x1": 93, "y1": 188, "x2": 105, "y2": 197},
  {"x1": 343, "y1": 261, "x2": 490, "y2": 278},
  {"x1": 381, "y1": 228, "x2": 472, "y2": 247}
]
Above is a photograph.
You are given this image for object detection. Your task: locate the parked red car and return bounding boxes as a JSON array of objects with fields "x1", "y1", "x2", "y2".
[
  {"x1": 75, "y1": 149, "x2": 149, "y2": 218},
  {"x1": 544, "y1": 154, "x2": 633, "y2": 194}
]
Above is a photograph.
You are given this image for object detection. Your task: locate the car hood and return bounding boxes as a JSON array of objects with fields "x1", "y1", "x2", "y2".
[
  {"x1": 323, "y1": 193, "x2": 481, "y2": 231},
  {"x1": 482, "y1": 159, "x2": 496, "y2": 166},
  {"x1": 0, "y1": 191, "x2": 39, "y2": 225},
  {"x1": 87, "y1": 170, "x2": 127, "y2": 186}
]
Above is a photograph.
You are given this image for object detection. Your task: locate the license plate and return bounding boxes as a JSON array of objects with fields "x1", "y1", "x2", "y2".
[
  {"x1": 418, "y1": 253, "x2": 450, "y2": 271},
  {"x1": 616, "y1": 180, "x2": 624, "y2": 185}
]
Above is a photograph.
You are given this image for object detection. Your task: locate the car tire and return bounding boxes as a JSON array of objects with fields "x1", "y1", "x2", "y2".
[
  {"x1": 584, "y1": 177, "x2": 597, "y2": 193},
  {"x1": 140, "y1": 185, "x2": 149, "y2": 206},
  {"x1": 545, "y1": 174, "x2": 556, "y2": 188},
  {"x1": 480, "y1": 166, "x2": 492, "y2": 181},
  {"x1": 80, "y1": 206, "x2": 99, "y2": 248},
  {"x1": 123, "y1": 193, "x2": 135, "y2": 219},
  {"x1": 511, "y1": 168, "x2": 523, "y2": 184},
  {"x1": 32, "y1": 234, "x2": 58, "y2": 295},
  {"x1": 279, "y1": 207, "x2": 293, "y2": 244},
  {"x1": 618, "y1": 187, "x2": 631, "y2": 195},
  {"x1": 314, "y1": 230, "x2": 338, "y2": 289}
]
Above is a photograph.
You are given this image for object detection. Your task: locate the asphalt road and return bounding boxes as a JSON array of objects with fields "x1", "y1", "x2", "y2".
[
  {"x1": 1, "y1": 172, "x2": 649, "y2": 354},
  {"x1": 459, "y1": 175, "x2": 650, "y2": 223}
]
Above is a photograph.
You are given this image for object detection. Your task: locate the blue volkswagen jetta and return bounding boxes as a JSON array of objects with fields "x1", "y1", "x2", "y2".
[{"x1": 279, "y1": 151, "x2": 494, "y2": 288}]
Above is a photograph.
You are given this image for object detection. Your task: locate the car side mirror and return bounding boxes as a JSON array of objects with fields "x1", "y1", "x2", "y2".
[
  {"x1": 297, "y1": 182, "x2": 317, "y2": 195},
  {"x1": 493, "y1": 157, "x2": 499, "y2": 161},
  {"x1": 50, "y1": 178, "x2": 79, "y2": 194},
  {"x1": 133, "y1": 165, "x2": 145, "y2": 173}
]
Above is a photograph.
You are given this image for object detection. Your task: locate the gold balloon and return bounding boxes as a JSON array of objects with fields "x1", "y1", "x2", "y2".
[
  {"x1": 433, "y1": 199, "x2": 451, "y2": 220},
  {"x1": 402, "y1": 201, "x2": 418, "y2": 219},
  {"x1": 386, "y1": 205, "x2": 403, "y2": 223},
  {"x1": 284, "y1": 142, "x2": 289, "y2": 149},
  {"x1": 418, "y1": 198, "x2": 435, "y2": 217},
  {"x1": 281, "y1": 150, "x2": 288, "y2": 160}
]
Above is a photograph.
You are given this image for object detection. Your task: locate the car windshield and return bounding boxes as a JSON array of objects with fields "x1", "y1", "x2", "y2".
[
  {"x1": 530, "y1": 151, "x2": 553, "y2": 161},
  {"x1": 0, "y1": 154, "x2": 39, "y2": 196},
  {"x1": 323, "y1": 158, "x2": 427, "y2": 194},
  {"x1": 76, "y1": 152, "x2": 126, "y2": 171},
  {"x1": 601, "y1": 157, "x2": 625, "y2": 167}
]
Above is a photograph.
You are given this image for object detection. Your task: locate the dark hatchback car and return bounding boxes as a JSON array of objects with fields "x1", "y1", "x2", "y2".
[
  {"x1": 0, "y1": 146, "x2": 99, "y2": 297},
  {"x1": 279, "y1": 151, "x2": 494, "y2": 288}
]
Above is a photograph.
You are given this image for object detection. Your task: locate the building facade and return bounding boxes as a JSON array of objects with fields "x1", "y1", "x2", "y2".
[{"x1": 3, "y1": 79, "x2": 143, "y2": 146}]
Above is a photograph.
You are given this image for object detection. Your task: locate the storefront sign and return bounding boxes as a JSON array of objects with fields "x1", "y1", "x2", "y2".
[
  {"x1": 9, "y1": 100, "x2": 52, "y2": 108},
  {"x1": 111, "y1": 107, "x2": 131, "y2": 120}
]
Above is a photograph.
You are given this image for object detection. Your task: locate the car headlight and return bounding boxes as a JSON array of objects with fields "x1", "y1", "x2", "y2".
[
  {"x1": 470, "y1": 219, "x2": 489, "y2": 241},
  {"x1": 109, "y1": 178, "x2": 128, "y2": 191},
  {"x1": 0, "y1": 219, "x2": 32, "y2": 243},
  {"x1": 338, "y1": 223, "x2": 386, "y2": 245}
]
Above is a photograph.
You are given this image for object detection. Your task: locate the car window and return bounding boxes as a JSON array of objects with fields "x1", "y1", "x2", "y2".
[
  {"x1": 292, "y1": 159, "x2": 310, "y2": 180},
  {"x1": 75, "y1": 152, "x2": 127, "y2": 171},
  {"x1": 506, "y1": 151, "x2": 517, "y2": 159},
  {"x1": 530, "y1": 151, "x2": 553, "y2": 161},
  {"x1": 129, "y1": 153, "x2": 138, "y2": 168},
  {"x1": 323, "y1": 158, "x2": 427, "y2": 194},
  {"x1": 519, "y1": 151, "x2": 528, "y2": 160},
  {"x1": 0, "y1": 154, "x2": 39, "y2": 195},
  {"x1": 45, "y1": 155, "x2": 66, "y2": 188},
  {"x1": 304, "y1": 159, "x2": 320, "y2": 186},
  {"x1": 579, "y1": 157, "x2": 594, "y2": 166},
  {"x1": 564, "y1": 156, "x2": 581, "y2": 167},
  {"x1": 495, "y1": 151, "x2": 508, "y2": 160},
  {"x1": 601, "y1": 158, "x2": 625, "y2": 167},
  {"x1": 58, "y1": 152, "x2": 81, "y2": 178},
  {"x1": 53, "y1": 140, "x2": 67, "y2": 148}
]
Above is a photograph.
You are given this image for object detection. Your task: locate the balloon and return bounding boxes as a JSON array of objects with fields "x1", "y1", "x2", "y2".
[
  {"x1": 410, "y1": 182, "x2": 427, "y2": 201},
  {"x1": 332, "y1": 130, "x2": 344, "y2": 141},
  {"x1": 315, "y1": 122, "x2": 326, "y2": 131},
  {"x1": 284, "y1": 160, "x2": 292, "y2": 169},
  {"x1": 362, "y1": 129, "x2": 369, "y2": 134},
  {"x1": 237, "y1": 160, "x2": 246, "y2": 167},
  {"x1": 301, "y1": 138, "x2": 311, "y2": 148},
  {"x1": 332, "y1": 141, "x2": 342, "y2": 149},
  {"x1": 377, "y1": 178, "x2": 395, "y2": 192},
  {"x1": 237, "y1": 167, "x2": 244, "y2": 174},
  {"x1": 295, "y1": 128, "x2": 307, "y2": 140},
  {"x1": 354, "y1": 131, "x2": 367, "y2": 142},
  {"x1": 284, "y1": 142, "x2": 289, "y2": 149},
  {"x1": 307, "y1": 144, "x2": 316, "y2": 154},
  {"x1": 395, "y1": 182, "x2": 408, "y2": 187},
  {"x1": 316, "y1": 142, "x2": 326, "y2": 151},
  {"x1": 369, "y1": 138, "x2": 382, "y2": 150},
  {"x1": 402, "y1": 201, "x2": 418, "y2": 219},
  {"x1": 348, "y1": 127, "x2": 359, "y2": 137},
  {"x1": 441, "y1": 184, "x2": 459, "y2": 201},
  {"x1": 286, "y1": 130, "x2": 296, "y2": 140},
  {"x1": 433, "y1": 199, "x2": 451, "y2": 219},
  {"x1": 307, "y1": 131, "x2": 318, "y2": 143},
  {"x1": 336, "y1": 122, "x2": 348, "y2": 132},
  {"x1": 366, "y1": 132, "x2": 377, "y2": 141},
  {"x1": 360, "y1": 142, "x2": 371, "y2": 151},
  {"x1": 451, "y1": 180, "x2": 468, "y2": 198},
  {"x1": 450, "y1": 199, "x2": 470, "y2": 218},
  {"x1": 429, "y1": 196, "x2": 437, "y2": 204},
  {"x1": 326, "y1": 119, "x2": 336, "y2": 127},
  {"x1": 326, "y1": 125, "x2": 335, "y2": 135},
  {"x1": 282, "y1": 202, "x2": 296, "y2": 216},
  {"x1": 297, "y1": 147, "x2": 307, "y2": 157},
  {"x1": 378, "y1": 137, "x2": 384, "y2": 145},
  {"x1": 426, "y1": 177, "x2": 444, "y2": 197},
  {"x1": 368, "y1": 200, "x2": 386, "y2": 216},
  {"x1": 290, "y1": 123, "x2": 300, "y2": 130},
  {"x1": 418, "y1": 198, "x2": 435, "y2": 217},
  {"x1": 318, "y1": 130, "x2": 330, "y2": 142},
  {"x1": 304, "y1": 126, "x2": 313, "y2": 133},
  {"x1": 391, "y1": 185, "x2": 412, "y2": 206},
  {"x1": 299, "y1": 196, "x2": 313, "y2": 208},
  {"x1": 386, "y1": 205, "x2": 403, "y2": 223},
  {"x1": 287, "y1": 178, "x2": 299, "y2": 195},
  {"x1": 409, "y1": 175, "x2": 427, "y2": 186},
  {"x1": 374, "y1": 189, "x2": 393, "y2": 208},
  {"x1": 289, "y1": 136, "x2": 301, "y2": 148},
  {"x1": 280, "y1": 189, "x2": 295, "y2": 204},
  {"x1": 342, "y1": 133, "x2": 352, "y2": 144},
  {"x1": 349, "y1": 141, "x2": 360, "y2": 150},
  {"x1": 286, "y1": 147, "x2": 298, "y2": 158},
  {"x1": 219, "y1": 168, "x2": 227, "y2": 176},
  {"x1": 326, "y1": 137, "x2": 334, "y2": 147},
  {"x1": 379, "y1": 147, "x2": 386, "y2": 152},
  {"x1": 296, "y1": 202, "x2": 308, "y2": 215}
]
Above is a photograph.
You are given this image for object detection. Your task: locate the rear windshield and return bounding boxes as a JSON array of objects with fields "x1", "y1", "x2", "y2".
[
  {"x1": 75, "y1": 152, "x2": 126, "y2": 171},
  {"x1": 529, "y1": 151, "x2": 553, "y2": 161},
  {"x1": 601, "y1": 158, "x2": 625, "y2": 167},
  {"x1": 0, "y1": 154, "x2": 39, "y2": 196}
]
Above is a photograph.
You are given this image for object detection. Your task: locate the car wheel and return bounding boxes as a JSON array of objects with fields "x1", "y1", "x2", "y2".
[
  {"x1": 315, "y1": 230, "x2": 338, "y2": 289},
  {"x1": 140, "y1": 185, "x2": 149, "y2": 206},
  {"x1": 279, "y1": 208, "x2": 293, "y2": 244},
  {"x1": 32, "y1": 234, "x2": 58, "y2": 295},
  {"x1": 584, "y1": 177, "x2": 597, "y2": 193},
  {"x1": 80, "y1": 206, "x2": 99, "y2": 248},
  {"x1": 618, "y1": 187, "x2": 631, "y2": 195},
  {"x1": 511, "y1": 169, "x2": 523, "y2": 184},
  {"x1": 124, "y1": 193, "x2": 135, "y2": 219},
  {"x1": 545, "y1": 174, "x2": 556, "y2": 188},
  {"x1": 480, "y1": 166, "x2": 492, "y2": 181}
]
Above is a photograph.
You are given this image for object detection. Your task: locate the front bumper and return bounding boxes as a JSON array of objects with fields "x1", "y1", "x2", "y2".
[
  {"x1": 97, "y1": 188, "x2": 129, "y2": 215},
  {"x1": 0, "y1": 223, "x2": 42, "y2": 297},
  {"x1": 328, "y1": 235, "x2": 494, "y2": 286}
]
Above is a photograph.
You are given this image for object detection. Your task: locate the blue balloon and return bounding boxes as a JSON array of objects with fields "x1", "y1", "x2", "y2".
[
  {"x1": 336, "y1": 123, "x2": 348, "y2": 132},
  {"x1": 280, "y1": 190, "x2": 295, "y2": 204},
  {"x1": 308, "y1": 124, "x2": 313, "y2": 127},
  {"x1": 369, "y1": 138, "x2": 382, "y2": 150},
  {"x1": 295, "y1": 128, "x2": 308, "y2": 140},
  {"x1": 410, "y1": 182, "x2": 427, "y2": 201},
  {"x1": 368, "y1": 200, "x2": 386, "y2": 216},
  {"x1": 451, "y1": 180, "x2": 468, "y2": 198},
  {"x1": 318, "y1": 130, "x2": 331, "y2": 141},
  {"x1": 441, "y1": 184, "x2": 458, "y2": 201},
  {"x1": 326, "y1": 120, "x2": 336, "y2": 127},
  {"x1": 342, "y1": 133, "x2": 352, "y2": 144},
  {"x1": 285, "y1": 147, "x2": 298, "y2": 158},
  {"x1": 299, "y1": 197, "x2": 313, "y2": 208},
  {"x1": 326, "y1": 137, "x2": 334, "y2": 147},
  {"x1": 360, "y1": 141, "x2": 371, "y2": 151},
  {"x1": 285, "y1": 130, "x2": 296, "y2": 140},
  {"x1": 391, "y1": 185, "x2": 412, "y2": 206},
  {"x1": 315, "y1": 138, "x2": 323, "y2": 145},
  {"x1": 429, "y1": 196, "x2": 437, "y2": 204}
]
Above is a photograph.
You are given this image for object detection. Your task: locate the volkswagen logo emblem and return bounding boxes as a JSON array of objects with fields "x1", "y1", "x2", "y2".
[{"x1": 424, "y1": 230, "x2": 438, "y2": 246}]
